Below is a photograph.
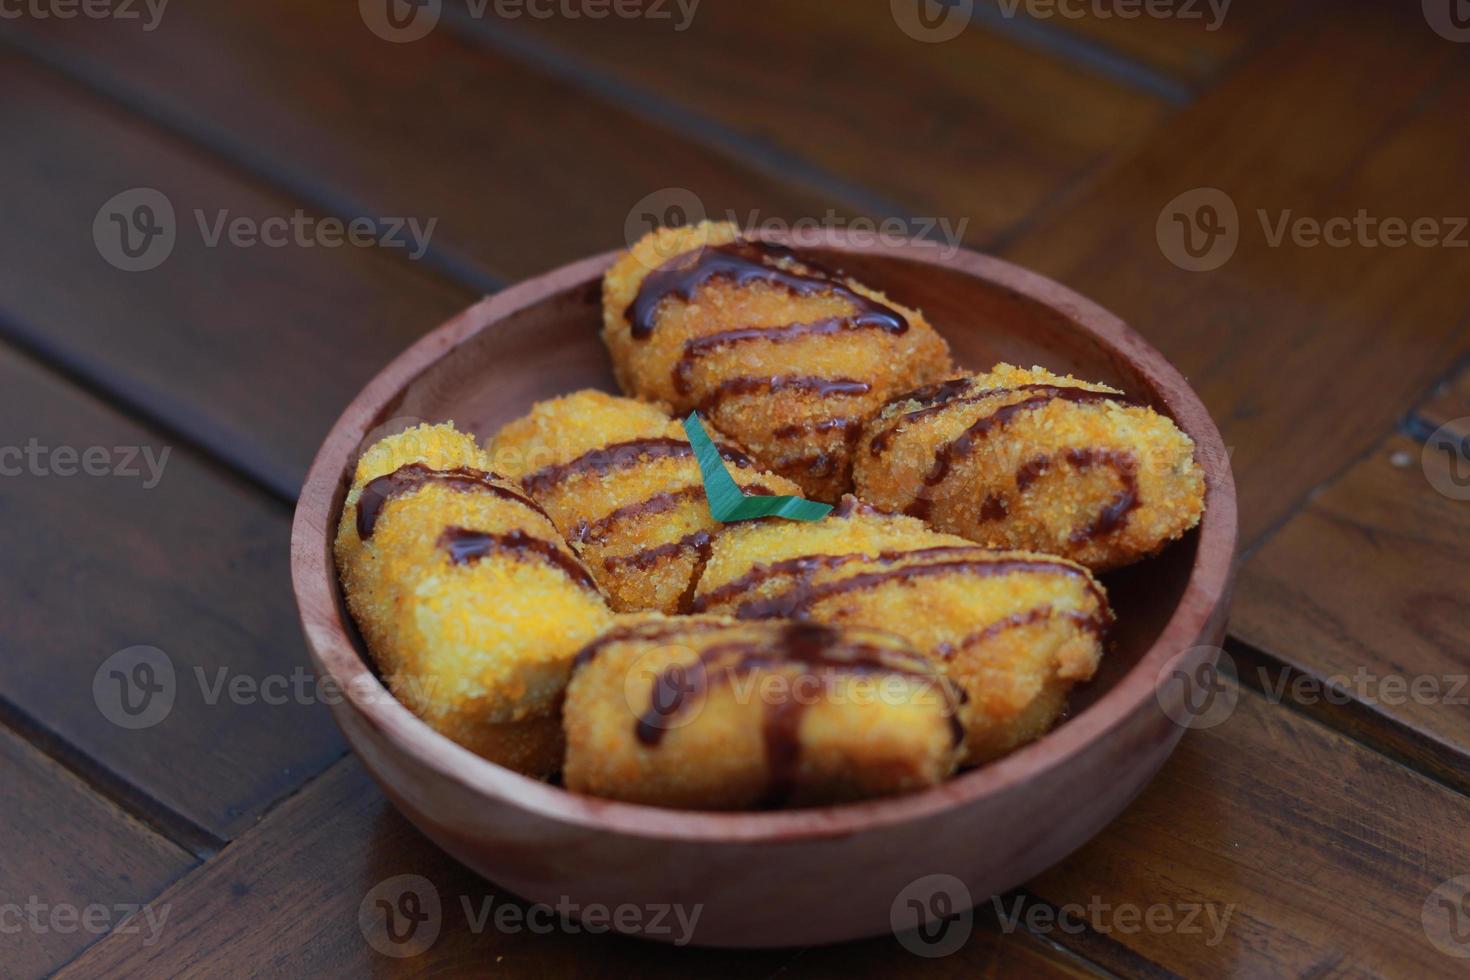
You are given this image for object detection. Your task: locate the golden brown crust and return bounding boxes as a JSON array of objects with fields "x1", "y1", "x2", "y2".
[
  {"x1": 853, "y1": 364, "x2": 1206, "y2": 571},
  {"x1": 333, "y1": 422, "x2": 612, "y2": 778},
  {"x1": 601, "y1": 222, "x2": 953, "y2": 501},
  {"x1": 487, "y1": 390, "x2": 802, "y2": 614},
  {"x1": 562, "y1": 614, "x2": 963, "y2": 809},
  {"x1": 692, "y1": 499, "x2": 1110, "y2": 765}
]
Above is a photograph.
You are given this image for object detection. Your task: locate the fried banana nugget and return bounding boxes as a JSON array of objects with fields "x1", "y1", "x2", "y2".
[
  {"x1": 563, "y1": 614, "x2": 964, "y2": 809},
  {"x1": 334, "y1": 422, "x2": 612, "y2": 777},
  {"x1": 487, "y1": 389, "x2": 802, "y2": 614},
  {"x1": 854, "y1": 364, "x2": 1206, "y2": 571},
  {"x1": 691, "y1": 498, "x2": 1110, "y2": 765},
  {"x1": 601, "y1": 221, "x2": 953, "y2": 501}
]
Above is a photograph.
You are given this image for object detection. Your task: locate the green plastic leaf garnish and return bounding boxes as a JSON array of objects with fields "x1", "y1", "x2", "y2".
[{"x1": 682, "y1": 412, "x2": 833, "y2": 523}]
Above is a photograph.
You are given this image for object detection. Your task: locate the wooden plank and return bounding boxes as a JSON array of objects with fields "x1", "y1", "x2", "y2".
[
  {"x1": 0, "y1": 342, "x2": 345, "y2": 841},
  {"x1": 790, "y1": 916, "x2": 1105, "y2": 977},
  {"x1": 57, "y1": 757, "x2": 1100, "y2": 976},
  {"x1": 1232, "y1": 432, "x2": 1470, "y2": 761},
  {"x1": 1422, "y1": 367, "x2": 1470, "y2": 434},
  {"x1": 1027, "y1": 682, "x2": 1470, "y2": 977},
  {"x1": 976, "y1": 0, "x2": 1309, "y2": 87},
  {"x1": 0, "y1": 722, "x2": 193, "y2": 979},
  {"x1": 0, "y1": 53, "x2": 473, "y2": 497},
  {"x1": 463, "y1": 0, "x2": 1167, "y2": 242},
  {"x1": 60, "y1": 685, "x2": 1470, "y2": 976},
  {"x1": 1001, "y1": 0, "x2": 1470, "y2": 545},
  {"x1": 1, "y1": 0, "x2": 841, "y2": 285}
]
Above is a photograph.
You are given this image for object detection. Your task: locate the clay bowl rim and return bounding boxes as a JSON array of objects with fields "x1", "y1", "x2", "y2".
[{"x1": 290, "y1": 229, "x2": 1238, "y2": 845}]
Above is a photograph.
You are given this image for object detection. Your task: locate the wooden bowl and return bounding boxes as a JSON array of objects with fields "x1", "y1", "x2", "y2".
[{"x1": 290, "y1": 232, "x2": 1237, "y2": 948}]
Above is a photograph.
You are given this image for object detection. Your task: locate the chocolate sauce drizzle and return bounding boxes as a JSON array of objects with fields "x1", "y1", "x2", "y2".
[
  {"x1": 978, "y1": 493, "x2": 1008, "y2": 523},
  {"x1": 626, "y1": 240, "x2": 908, "y2": 341},
  {"x1": 437, "y1": 526, "x2": 597, "y2": 591},
  {"x1": 689, "y1": 544, "x2": 980, "y2": 614},
  {"x1": 629, "y1": 241, "x2": 906, "y2": 487},
  {"x1": 865, "y1": 377, "x2": 982, "y2": 457},
  {"x1": 770, "y1": 416, "x2": 867, "y2": 481},
  {"x1": 356, "y1": 463, "x2": 549, "y2": 540},
  {"x1": 772, "y1": 415, "x2": 867, "y2": 442},
  {"x1": 692, "y1": 545, "x2": 1112, "y2": 647},
  {"x1": 1062, "y1": 448, "x2": 1140, "y2": 544},
  {"x1": 735, "y1": 556, "x2": 1106, "y2": 623},
  {"x1": 693, "y1": 375, "x2": 871, "y2": 417},
  {"x1": 976, "y1": 448, "x2": 1141, "y2": 548},
  {"x1": 671, "y1": 317, "x2": 881, "y2": 397},
  {"x1": 675, "y1": 534, "x2": 719, "y2": 614},
  {"x1": 567, "y1": 476, "x2": 772, "y2": 597},
  {"x1": 901, "y1": 385, "x2": 1136, "y2": 522},
  {"x1": 934, "y1": 605, "x2": 1110, "y2": 659},
  {"x1": 1014, "y1": 453, "x2": 1052, "y2": 492},
  {"x1": 572, "y1": 486, "x2": 707, "y2": 544},
  {"x1": 868, "y1": 381, "x2": 1139, "y2": 459},
  {"x1": 574, "y1": 618, "x2": 734, "y2": 670},
  {"x1": 522, "y1": 436, "x2": 753, "y2": 497},
  {"x1": 602, "y1": 529, "x2": 713, "y2": 574},
  {"x1": 624, "y1": 622, "x2": 965, "y2": 806}
]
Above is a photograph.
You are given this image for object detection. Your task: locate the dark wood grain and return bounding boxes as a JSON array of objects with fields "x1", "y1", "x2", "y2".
[
  {"x1": 0, "y1": 53, "x2": 473, "y2": 498},
  {"x1": 1002, "y1": 0, "x2": 1470, "y2": 546},
  {"x1": 1, "y1": 0, "x2": 843, "y2": 285},
  {"x1": 977, "y1": 0, "x2": 1309, "y2": 87},
  {"x1": 59, "y1": 681, "x2": 1470, "y2": 976},
  {"x1": 476, "y1": 0, "x2": 1167, "y2": 241},
  {"x1": 0, "y1": 722, "x2": 192, "y2": 978},
  {"x1": 1233, "y1": 432, "x2": 1470, "y2": 761},
  {"x1": 1422, "y1": 367, "x2": 1470, "y2": 434},
  {"x1": 0, "y1": 343, "x2": 345, "y2": 841},
  {"x1": 56, "y1": 760, "x2": 804, "y2": 976},
  {"x1": 791, "y1": 912, "x2": 1107, "y2": 978},
  {"x1": 56, "y1": 758, "x2": 1100, "y2": 977},
  {"x1": 1028, "y1": 681, "x2": 1470, "y2": 977},
  {"x1": 1227, "y1": 638, "x2": 1470, "y2": 802}
]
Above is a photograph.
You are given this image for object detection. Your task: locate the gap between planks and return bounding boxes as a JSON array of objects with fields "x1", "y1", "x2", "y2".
[
  {"x1": 0, "y1": 693, "x2": 226, "y2": 859},
  {"x1": 0, "y1": 311, "x2": 300, "y2": 505},
  {"x1": 1223, "y1": 638, "x2": 1470, "y2": 804}
]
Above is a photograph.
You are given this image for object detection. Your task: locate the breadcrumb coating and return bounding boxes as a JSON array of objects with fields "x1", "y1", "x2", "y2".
[
  {"x1": 854, "y1": 364, "x2": 1206, "y2": 571},
  {"x1": 562, "y1": 614, "x2": 963, "y2": 809},
  {"x1": 334, "y1": 422, "x2": 612, "y2": 777},
  {"x1": 488, "y1": 389, "x2": 802, "y2": 614},
  {"x1": 601, "y1": 221, "x2": 953, "y2": 501},
  {"x1": 691, "y1": 499, "x2": 1109, "y2": 764}
]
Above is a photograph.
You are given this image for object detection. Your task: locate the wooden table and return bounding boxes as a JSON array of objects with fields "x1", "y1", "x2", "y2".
[{"x1": 3, "y1": 1, "x2": 1469, "y2": 975}]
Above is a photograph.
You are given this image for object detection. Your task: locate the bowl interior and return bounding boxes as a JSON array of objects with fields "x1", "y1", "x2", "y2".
[{"x1": 332, "y1": 245, "x2": 1200, "y2": 746}]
